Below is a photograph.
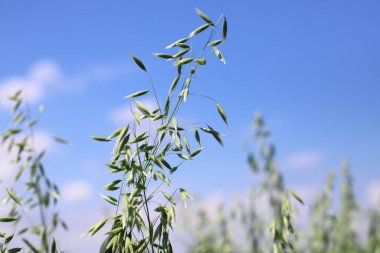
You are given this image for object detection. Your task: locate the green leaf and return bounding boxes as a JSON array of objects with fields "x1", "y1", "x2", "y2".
[
  {"x1": 174, "y1": 58, "x2": 193, "y2": 66},
  {"x1": 130, "y1": 53, "x2": 147, "y2": 72},
  {"x1": 200, "y1": 127, "x2": 223, "y2": 146},
  {"x1": 195, "y1": 59, "x2": 206, "y2": 65},
  {"x1": 8, "y1": 248, "x2": 22, "y2": 253},
  {"x1": 189, "y1": 24, "x2": 210, "y2": 37},
  {"x1": 194, "y1": 129, "x2": 201, "y2": 145},
  {"x1": 177, "y1": 153, "x2": 190, "y2": 160},
  {"x1": 54, "y1": 136, "x2": 68, "y2": 144},
  {"x1": 154, "y1": 53, "x2": 173, "y2": 59},
  {"x1": 190, "y1": 147, "x2": 204, "y2": 157},
  {"x1": 172, "y1": 48, "x2": 190, "y2": 59},
  {"x1": 136, "y1": 238, "x2": 149, "y2": 253},
  {"x1": 125, "y1": 90, "x2": 149, "y2": 99},
  {"x1": 166, "y1": 37, "x2": 189, "y2": 49},
  {"x1": 4, "y1": 234, "x2": 14, "y2": 245},
  {"x1": 108, "y1": 128, "x2": 122, "y2": 139},
  {"x1": 169, "y1": 75, "x2": 180, "y2": 96},
  {"x1": 179, "y1": 88, "x2": 189, "y2": 102},
  {"x1": 107, "y1": 227, "x2": 124, "y2": 235},
  {"x1": 91, "y1": 136, "x2": 111, "y2": 142},
  {"x1": 51, "y1": 239, "x2": 57, "y2": 253},
  {"x1": 0, "y1": 217, "x2": 18, "y2": 222},
  {"x1": 135, "y1": 101, "x2": 151, "y2": 117},
  {"x1": 162, "y1": 192, "x2": 176, "y2": 205},
  {"x1": 195, "y1": 8, "x2": 215, "y2": 26},
  {"x1": 130, "y1": 132, "x2": 148, "y2": 143},
  {"x1": 212, "y1": 47, "x2": 226, "y2": 64},
  {"x1": 86, "y1": 219, "x2": 109, "y2": 236},
  {"x1": 216, "y1": 103, "x2": 228, "y2": 125},
  {"x1": 290, "y1": 190, "x2": 304, "y2": 205},
  {"x1": 208, "y1": 40, "x2": 223, "y2": 47},
  {"x1": 7, "y1": 188, "x2": 22, "y2": 206},
  {"x1": 183, "y1": 136, "x2": 190, "y2": 154},
  {"x1": 179, "y1": 188, "x2": 193, "y2": 208},
  {"x1": 22, "y1": 239, "x2": 38, "y2": 253},
  {"x1": 101, "y1": 194, "x2": 118, "y2": 206},
  {"x1": 223, "y1": 17, "x2": 228, "y2": 40},
  {"x1": 104, "y1": 180, "x2": 122, "y2": 191}
]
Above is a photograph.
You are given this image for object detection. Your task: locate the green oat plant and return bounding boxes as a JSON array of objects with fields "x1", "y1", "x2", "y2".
[
  {"x1": 0, "y1": 91, "x2": 67, "y2": 253},
  {"x1": 246, "y1": 113, "x2": 303, "y2": 253},
  {"x1": 307, "y1": 171, "x2": 336, "y2": 253},
  {"x1": 86, "y1": 9, "x2": 229, "y2": 253}
]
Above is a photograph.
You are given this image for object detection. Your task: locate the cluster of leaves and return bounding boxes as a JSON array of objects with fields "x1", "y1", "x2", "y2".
[
  {"x1": 0, "y1": 91, "x2": 66, "y2": 253},
  {"x1": 307, "y1": 171, "x2": 335, "y2": 253},
  {"x1": 184, "y1": 115, "x2": 380, "y2": 253},
  {"x1": 86, "y1": 9, "x2": 229, "y2": 253}
]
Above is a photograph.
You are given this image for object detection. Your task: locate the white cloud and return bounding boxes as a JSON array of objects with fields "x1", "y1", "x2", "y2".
[
  {"x1": 61, "y1": 180, "x2": 93, "y2": 203},
  {"x1": 0, "y1": 60, "x2": 61, "y2": 109},
  {"x1": 284, "y1": 151, "x2": 323, "y2": 170},
  {"x1": 0, "y1": 60, "x2": 130, "y2": 110},
  {"x1": 366, "y1": 181, "x2": 380, "y2": 207}
]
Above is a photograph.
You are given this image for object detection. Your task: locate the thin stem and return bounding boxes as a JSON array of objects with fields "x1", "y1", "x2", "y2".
[{"x1": 25, "y1": 101, "x2": 49, "y2": 252}]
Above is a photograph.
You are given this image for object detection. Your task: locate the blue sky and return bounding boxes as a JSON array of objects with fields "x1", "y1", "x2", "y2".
[{"x1": 1, "y1": 0, "x2": 380, "y2": 251}]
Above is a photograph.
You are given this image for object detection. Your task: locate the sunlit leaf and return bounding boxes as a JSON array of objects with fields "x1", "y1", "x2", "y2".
[
  {"x1": 189, "y1": 24, "x2": 210, "y2": 37},
  {"x1": 125, "y1": 90, "x2": 149, "y2": 99},
  {"x1": 195, "y1": 8, "x2": 214, "y2": 26},
  {"x1": 216, "y1": 103, "x2": 228, "y2": 125}
]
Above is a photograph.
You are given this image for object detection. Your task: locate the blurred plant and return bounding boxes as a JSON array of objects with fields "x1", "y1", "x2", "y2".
[
  {"x1": 187, "y1": 204, "x2": 234, "y2": 253},
  {"x1": 307, "y1": 171, "x2": 336, "y2": 253},
  {"x1": 247, "y1": 112, "x2": 303, "y2": 253},
  {"x1": 86, "y1": 9, "x2": 229, "y2": 253},
  {"x1": 0, "y1": 90, "x2": 67, "y2": 252},
  {"x1": 330, "y1": 162, "x2": 359, "y2": 253},
  {"x1": 236, "y1": 189, "x2": 265, "y2": 253},
  {"x1": 367, "y1": 209, "x2": 380, "y2": 253},
  {"x1": 185, "y1": 113, "x2": 303, "y2": 253}
]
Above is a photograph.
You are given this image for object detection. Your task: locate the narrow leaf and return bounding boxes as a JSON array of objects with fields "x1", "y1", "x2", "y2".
[
  {"x1": 208, "y1": 40, "x2": 223, "y2": 47},
  {"x1": 166, "y1": 37, "x2": 189, "y2": 49},
  {"x1": 169, "y1": 75, "x2": 180, "y2": 95},
  {"x1": 190, "y1": 147, "x2": 204, "y2": 157},
  {"x1": 179, "y1": 188, "x2": 193, "y2": 208},
  {"x1": 54, "y1": 136, "x2": 68, "y2": 144},
  {"x1": 91, "y1": 136, "x2": 111, "y2": 142},
  {"x1": 0, "y1": 217, "x2": 18, "y2": 222},
  {"x1": 7, "y1": 188, "x2": 22, "y2": 206},
  {"x1": 174, "y1": 58, "x2": 193, "y2": 66},
  {"x1": 189, "y1": 24, "x2": 210, "y2": 37},
  {"x1": 212, "y1": 47, "x2": 226, "y2": 64},
  {"x1": 125, "y1": 90, "x2": 149, "y2": 99},
  {"x1": 216, "y1": 103, "x2": 228, "y2": 125},
  {"x1": 135, "y1": 101, "x2": 151, "y2": 117},
  {"x1": 131, "y1": 54, "x2": 147, "y2": 72},
  {"x1": 195, "y1": 8, "x2": 215, "y2": 26},
  {"x1": 223, "y1": 17, "x2": 228, "y2": 40},
  {"x1": 154, "y1": 53, "x2": 173, "y2": 59},
  {"x1": 291, "y1": 190, "x2": 304, "y2": 205}
]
